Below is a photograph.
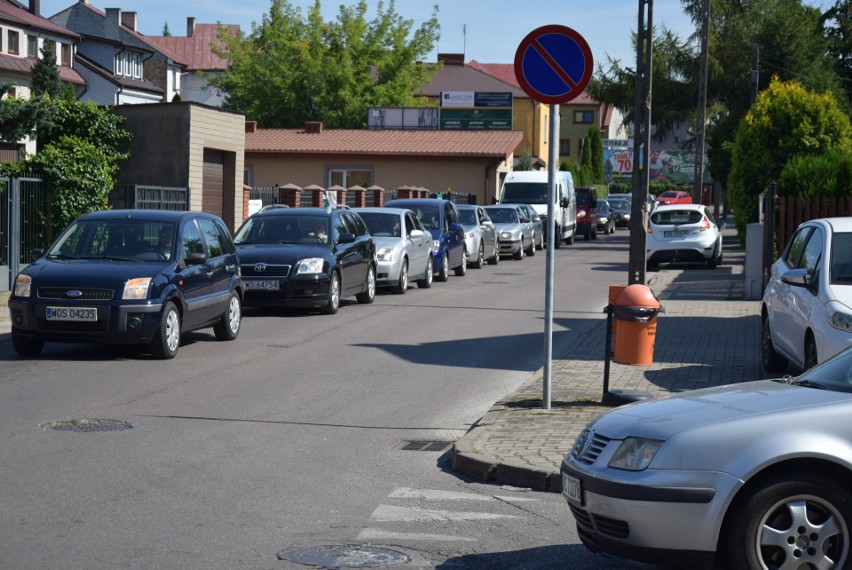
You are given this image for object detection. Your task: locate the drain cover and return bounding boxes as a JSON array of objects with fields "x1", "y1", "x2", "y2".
[
  {"x1": 40, "y1": 418, "x2": 132, "y2": 432},
  {"x1": 399, "y1": 440, "x2": 451, "y2": 452},
  {"x1": 278, "y1": 545, "x2": 409, "y2": 568}
]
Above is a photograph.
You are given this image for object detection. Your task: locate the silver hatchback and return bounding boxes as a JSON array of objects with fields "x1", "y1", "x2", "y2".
[{"x1": 456, "y1": 205, "x2": 499, "y2": 268}]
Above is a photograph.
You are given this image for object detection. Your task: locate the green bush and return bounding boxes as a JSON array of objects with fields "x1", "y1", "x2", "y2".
[{"x1": 778, "y1": 150, "x2": 852, "y2": 197}]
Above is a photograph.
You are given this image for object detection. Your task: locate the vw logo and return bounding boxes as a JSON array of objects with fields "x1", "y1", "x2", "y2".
[
  {"x1": 573, "y1": 429, "x2": 592, "y2": 458},
  {"x1": 66, "y1": 290, "x2": 83, "y2": 298},
  {"x1": 254, "y1": 263, "x2": 267, "y2": 273}
]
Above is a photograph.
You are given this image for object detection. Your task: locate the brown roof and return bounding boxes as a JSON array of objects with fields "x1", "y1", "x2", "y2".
[
  {"x1": 0, "y1": 52, "x2": 85, "y2": 84},
  {"x1": 420, "y1": 63, "x2": 527, "y2": 98},
  {"x1": 246, "y1": 128, "x2": 523, "y2": 160},
  {"x1": 144, "y1": 24, "x2": 238, "y2": 72},
  {"x1": 0, "y1": 0, "x2": 79, "y2": 39}
]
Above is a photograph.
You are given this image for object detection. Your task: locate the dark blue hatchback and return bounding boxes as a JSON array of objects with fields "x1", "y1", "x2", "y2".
[
  {"x1": 383, "y1": 198, "x2": 467, "y2": 281},
  {"x1": 7, "y1": 210, "x2": 243, "y2": 359}
]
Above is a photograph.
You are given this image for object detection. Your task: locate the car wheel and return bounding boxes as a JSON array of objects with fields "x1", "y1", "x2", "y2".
[
  {"x1": 707, "y1": 244, "x2": 719, "y2": 269},
  {"x1": 554, "y1": 225, "x2": 562, "y2": 248},
  {"x1": 513, "y1": 244, "x2": 524, "y2": 260},
  {"x1": 489, "y1": 244, "x2": 500, "y2": 265},
  {"x1": 436, "y1": 253, "x2": 449, "y2": 282},
  {"x1": 213, "y1": 291, "x2": 242, "y2": 341},
  {"x1": 417, "y1": 255, "x2": 433, "y2": 288},
  {"x1": 454, "y1": 249, "x2": 467, "y2": 276},
  {"x1": 761, "y1": 314, "x2": 788, "y2": 372},
  {"x1": 723, "y1": 473, "x2": 852, "y2": 570},
  {"x1": 392, "y1": 259, "x2": 408, "y2": 294},
  {"x1": 804, "y1": 332, "x2": 818, "y2": 371},
  {"x1": 565, "y1": 231, "x2": 574, "y2": 245},
  {"x1": 525, "y1": 237, "x2": 535, "y2": 257},
  {"x1": 11, "y1": 331, "x2": 44, "y2": 357},
  {"x1": 151, "y1": 301, "x2": 180, "y2": 359},
  {"x1": 356, "y1": 265, "x2": 376, "y2": 303},
  {"x1": 321, "y1": 271, "x2": 341, "y2": 314},
  {"x1": 471, "y1": 242, "x2": 484, "y2": 269}
]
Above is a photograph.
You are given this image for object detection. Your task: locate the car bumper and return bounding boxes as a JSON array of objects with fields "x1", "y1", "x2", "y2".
[
  {"x1": 560, "y1": 457, "x2": 740, "y2": 569},
  {"x1": 647, "y1": 234, "x2": 718, "y2": 264},
  {"x1": 613, "y1": 215, "x2": 630, "y2": 227},
  {"x1": 242, "y1": 275, "x2": 331, "y2": 307},
  {"x1": 498, "y1": 239, "x2": 521, "y2": 255},
  {"x1": 376, "y1": 259, "x2": 403, "y2": 285}
]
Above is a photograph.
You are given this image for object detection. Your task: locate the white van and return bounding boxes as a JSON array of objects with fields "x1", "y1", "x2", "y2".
[{"x1": 498, "y1": 170, "x2": 576, "y2": 246}]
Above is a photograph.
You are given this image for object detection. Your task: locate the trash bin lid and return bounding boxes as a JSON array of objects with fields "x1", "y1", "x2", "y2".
[{"x1": 615, "y1": 284, "x2": 661, "y2": 308}]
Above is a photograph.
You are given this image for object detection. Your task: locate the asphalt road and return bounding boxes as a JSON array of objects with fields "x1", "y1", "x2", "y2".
[{"x1": 0, "y1": 231, "x2": 660, "y2": 569}]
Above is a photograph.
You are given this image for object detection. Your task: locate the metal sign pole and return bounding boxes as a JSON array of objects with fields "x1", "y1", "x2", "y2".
[{"x1": 543, "y1": 104, "x2": 559, "y2": 409}]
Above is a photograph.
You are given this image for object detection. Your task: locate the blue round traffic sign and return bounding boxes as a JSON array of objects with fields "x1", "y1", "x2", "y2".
[{"x1": 514, "y1": 25, "x2": 594, "y2": 105}]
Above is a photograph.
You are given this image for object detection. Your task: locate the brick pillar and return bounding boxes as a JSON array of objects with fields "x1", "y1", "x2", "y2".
[
  {"x1": 396, "y1": 185, "x2": 414, "y2": 199},
  {"x1": 243, "y1": 186, "x2": 251, "y2": 221},
  {"x1": 350, "y1": 188, "x2": 366, "y2": 207},
  {"x1": 279, "y1": 186, "x2": 301, "y2": 208},
  {"x1": 368, "y1": 186, "x2": 385, "y2": 206}
]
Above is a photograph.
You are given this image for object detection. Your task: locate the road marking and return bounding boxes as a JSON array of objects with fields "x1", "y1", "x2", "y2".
[
  {"x1": 371, "y1": 504, "x2": 520, "y2": 522},
  {"x1": 388, "y1": 487, "x2": 494, "y2": 501},
  {"x1": 357, "y1": 528, "x2": 476, "y2": 542}
]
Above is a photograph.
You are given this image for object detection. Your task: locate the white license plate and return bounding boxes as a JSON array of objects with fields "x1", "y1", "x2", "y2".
[
  {"x1": 246, "y1": 279, "x2": 280, "y2": 290},
  {"x1": 46, "y1": 306, "x2": 97, "y2": 321},
  {"x1": 562, "y1": 472, "x2": 584, "y2": 505},
  {"x1": 664, "y1": 230, "x2": 689, "y2": 238}
]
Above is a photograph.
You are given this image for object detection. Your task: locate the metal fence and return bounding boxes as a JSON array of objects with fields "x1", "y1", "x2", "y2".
[
  {"x1": 1, "y1": 174, "x2": 47, "y2": 291},
  {"x1": 110, "y1": 185, "x2": 189, "y2": 210}
]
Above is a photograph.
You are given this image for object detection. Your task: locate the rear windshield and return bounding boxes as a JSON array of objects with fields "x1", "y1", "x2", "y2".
[{"x1": 651, "y1": 210, "x2": 704, "y2": 225}]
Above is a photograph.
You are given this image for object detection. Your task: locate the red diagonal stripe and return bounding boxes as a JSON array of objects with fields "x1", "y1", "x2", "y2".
[{"x1": 530, "y1": 38, "x2": 578, "y2": 91}]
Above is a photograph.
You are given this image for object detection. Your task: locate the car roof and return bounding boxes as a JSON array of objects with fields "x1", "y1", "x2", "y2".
[
  {"x1": 652, "y1": 204, "x2": 705, "y2": 212},
  {"x1": 808, "y1": 217, "x2": 852, "y2": 232},
  {"x1": 385, "y1": 198, "x2": 452, "y2": 206},
  {"x1": 78, "y1": 209, "x2": 208, "y2": 222},
  {"x1": 251, "y1": 207, "x2": 341, "y2": 217},
  {"x1": 353, "y1": 207, "x2": 409, "y2": 216}
]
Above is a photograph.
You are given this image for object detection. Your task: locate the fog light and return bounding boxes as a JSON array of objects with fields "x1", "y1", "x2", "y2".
[
  {"x1": 127, "y1": 316, "x2": 143, "y2": 330},
  {"x1": 13, "y1": 312, "x2": 23, "y2": 325}
]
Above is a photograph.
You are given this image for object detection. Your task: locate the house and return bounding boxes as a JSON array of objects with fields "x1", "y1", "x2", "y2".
[{"x1": 245, "y1": 122, "x2": 522, "y2": 206}]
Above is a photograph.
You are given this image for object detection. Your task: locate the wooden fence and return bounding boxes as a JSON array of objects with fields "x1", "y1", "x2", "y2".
[{"x1": 773, "y1": 195, "x2": 852, "y2": 254}]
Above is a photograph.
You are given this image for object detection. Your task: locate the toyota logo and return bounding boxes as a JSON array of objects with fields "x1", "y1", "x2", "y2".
[
  {"x1": 254, "y1": 263, "x2": 267, "y2": 273},
  {"x1": 66, "y1": 290, "x2": 83, "y2": 298}
]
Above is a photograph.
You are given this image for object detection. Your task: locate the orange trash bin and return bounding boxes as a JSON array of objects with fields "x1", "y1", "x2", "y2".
[{"x1": 612, "y1": 284, "x2": 662, "y2": 366}]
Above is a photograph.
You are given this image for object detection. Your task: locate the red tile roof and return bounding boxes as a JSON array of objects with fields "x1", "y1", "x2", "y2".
[
  {"x1": 419, "y1": 63, "x2": 526, "y2": 98},
  {"x1": 0, "y1": 0, "x2": 79, "y2": 39},
  {"x1": 144, "y1": 24, "x2": 238, "y2": 72},
  {"x1": 0, "y1": 52, "x2": 85, "y2": 84},
  {"x1": 246, "y1": 128, "x2": 523, "y2": 159}
]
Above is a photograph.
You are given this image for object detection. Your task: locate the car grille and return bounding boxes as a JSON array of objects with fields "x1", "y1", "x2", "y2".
[
  {"x1": 241, "y1": 264, "x2": 291, "y2": 277},
  {"x1": 570, "y1": 504, "x2": 630, "y2": 540},
  {"x1": 38, "y1": 288, "x2": 114, "y2": 301},
  {"x1": 572, "y1": 429, "x2": 612, "y2": 465}
]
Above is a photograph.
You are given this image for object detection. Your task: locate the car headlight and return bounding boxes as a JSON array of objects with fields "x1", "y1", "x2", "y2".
[
  {"x1": 13, "y1": 274, "x2": 32, "y2": 297},
  {"x1": 433, "y1": 240, "x2": 441, "y2": 252},
  {"x1": 608, "y1": 437, "x2": 663, "y2": 471},
  {"x1": 828, "y1": 301, "x2": 852, "y2": 332},
  {"x1": 296, "y1": 257, "x2": 324, "y2": 275},
  {"x1": 465, "y1": 230, "x2": 475, "y2": 239},
  {"x1": 500, "y1": 231, "x2": 513, "y2": 240},
  {"x1": 376, "y1": 247, "x2": 394, "y2": 262},
  {"x1": 122, "y1": 277, "x2": 152, "y2": 300}
]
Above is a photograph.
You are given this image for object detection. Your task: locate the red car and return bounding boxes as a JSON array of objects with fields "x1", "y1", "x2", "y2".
[{"x1": 656, "y1": 190, "x2": 692, "y2": 205}]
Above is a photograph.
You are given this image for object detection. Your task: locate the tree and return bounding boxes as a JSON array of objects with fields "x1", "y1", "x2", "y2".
[
  {"x1": 31, "y1": 41, "x2": 66, "y2": 99},
  {"x1": 0, "y1": 83, "x2": 50, "y2": 144},
  {"x1": 822, "y1": 0, "x2": 852, "y2": 105},
  {"x1": 210, "y1": 0, "x2": 441, "y2": 128},
  {"x1": 727, "y1": 78, "x2": 852, "y2": 236},
  {"x1": 162, "y1": 22, "x2": 171, "y2": 36}
]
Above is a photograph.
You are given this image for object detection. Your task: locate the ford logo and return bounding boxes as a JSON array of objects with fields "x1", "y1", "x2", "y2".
[
  {"x1": 254, "y1": 264, "x2": 267, "y2": 273},
  {"x1": 66, "y1": 290, "x2": 83, "y2": 298}
]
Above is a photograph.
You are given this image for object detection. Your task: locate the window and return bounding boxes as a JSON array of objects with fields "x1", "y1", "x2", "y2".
[
  {"x1": 114, "y1": 50, "x2": 143, "y2": 79},
  {"x1": 328, "y1": 168, "x2": 371, "y2": 188},
  {"x1": 181, "y1": 220, "x2": 204, "y2": 259},
  {"x1": 61, "y1": 43, "x2": 71, "y2": 65},
  {"x1": 27, "y1": 35, "x2": 37, "y2": 58},
  {"x1": 198, "y1": 218, "x2": 224, "y2": 258},
  {"x1": 7, "y1": 30, "x2": 19, "y2": 55},
  {"x1": 574, "y1": 110, "x2": 594, "y2": 124},
  {"x1": 560, "y1": 139, "x2": 571, "y2": 156}
]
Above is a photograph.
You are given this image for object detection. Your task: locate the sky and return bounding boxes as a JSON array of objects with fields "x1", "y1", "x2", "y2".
[{"x1": 35, "y1": 0, "x2": 700, "y2": 70}]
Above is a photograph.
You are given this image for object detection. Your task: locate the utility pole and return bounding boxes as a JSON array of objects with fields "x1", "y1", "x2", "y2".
[
  {"x1": 628, "y1": 0, "x2": 653, "y2": 285},
  {"x1": 750, "y1": 43, "x2": 760, "y2": 103},
  {"x1": 694, "y1": 0, "x2": 710, "y2": 214}
]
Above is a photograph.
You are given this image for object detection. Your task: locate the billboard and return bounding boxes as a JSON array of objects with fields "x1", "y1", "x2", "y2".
[
  {"x1": 604, "y1": 148, "x2": 713, "y2": 184},
  {"x1": 439, "y1": 92, "x2": 513, "y2": 130}
]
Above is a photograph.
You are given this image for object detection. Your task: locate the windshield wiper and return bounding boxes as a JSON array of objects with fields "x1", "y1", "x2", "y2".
[
  {"x1": 78, "y1": 255, "x2": 142, "y2": 262},
  {"x1": 47, "y1": 253, "x2": 80, "y2": 260},
  {"x1": 773, "y1": 374, "x2": 795, "y2": 384},
  {"x1": 792, "y1": 379, "x2": 829, "y2": 390}
]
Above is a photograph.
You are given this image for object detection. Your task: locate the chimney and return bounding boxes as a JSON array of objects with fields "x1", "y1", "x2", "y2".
[
  {"x1": 245, "y1": 121, "x2": 257, "y2": 133},
  {"x1": 187, "y1": 17, "x2": 196, "y2": 37},
  {"x1": 29, "y1": 0, "x2": 40, "y2": 16},
  {"x1": 438, "y1": 53, "x2": 465, "y2": 66},
  {"x1": 304, "y1": 122, "x2": 323, "y2": 134},
  {"x1": 120, "y1": 11, "x2": 137, "y2": 32},
  {"x1": 105, "y1": 8, "x2": 121, "y2": 40}
]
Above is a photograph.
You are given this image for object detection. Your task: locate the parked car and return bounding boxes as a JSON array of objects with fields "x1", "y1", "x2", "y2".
[
  {"x1": 233, "y1": 206, "x2": 376, "y2": 314},
  {"x1": 456, "y1": 204, "x2": 499, "y2": 268},
  {"x1": 563, "y1": 344, "x2": 852, "y2": 570},
  {"x1": 384, "y1": 198, "x2": 466, "y2": 281},
  {"x1": 656, "y1": 190, "x2": 692, "y2": 205},
  {"x1": 483, "y1": 205, "x2": 534, "y2": 260},
  {"x1": 575, "y1": 186, "x2": 598, "y2": 240},
  {"x1": 596, "y1": 199, "x2": 615, "y2": 235},
  {"x1": 761, "y1": 217, "x2": 852, "y2": 373},
  {"x1": 353, "y1": 207, "x2": 434, "y2": 293},
  {"x1": 645, "y1": 204, "x2": 722, "y2": 271},
  {"x1": 515, "y1": 203, "x2": 544, "y2": 251},
  {"x1": 607, "y1": 197, "x2": 632, "y2": 228},
  {"x1": 7, "y1": 210, "x2": 243, "y2": 359}
]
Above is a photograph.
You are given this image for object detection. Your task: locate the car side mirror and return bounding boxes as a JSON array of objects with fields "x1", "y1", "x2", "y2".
[
  {"x1": 186, "y1": 251, "x2": 208, "y2": 265},
  {"x1": 409, "y1": 229, "x2": 424, "y2": 239},
  {"x1": 450, "y1": 223, "x2": 463, "y2": 232},
  {"x1": 561, "y1": 198, "x2": 569, "y2": 208},
  {"x1": 31, "y1": 248, "x2": 45, "y2": 260},
  {"x1": 338, "y1": 232, "x2": 356, "y2": 244},
  {"x1": 781, "y1": 268, "x2": 817, "y2": 290}
]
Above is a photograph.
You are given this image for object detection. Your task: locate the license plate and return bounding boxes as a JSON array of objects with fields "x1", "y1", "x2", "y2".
[
  {"x1": 246, "y1": 279, "x2": 280, "y2": 290},
  {"x1": 664, "y1": 230, "x2": 689, "y2": 238},
  {"x1": 562, "y1": 472, "x2": 584, "y2": 505},
  {"x1": 46, "y1": 306, "x2": 97, "y2": 321}
]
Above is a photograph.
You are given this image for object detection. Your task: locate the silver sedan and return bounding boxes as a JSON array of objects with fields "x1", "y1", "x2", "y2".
[
  {"x1": 483, "y1": 205, "x2": 534, "y2": 260},
  {"x1": 353, "y1": 207, "x2": 433, "y2": 293},
  {"x1": 457, "y1": 204, "x2": 499, "y2": 268}
]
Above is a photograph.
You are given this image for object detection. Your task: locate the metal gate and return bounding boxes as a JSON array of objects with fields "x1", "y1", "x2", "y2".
[
  {"x1": 1, "y1": 175, "x2": 46, "y2": 291},
  {"x1": 110, "y1": 185, "x2": 189, "y2": 210}
]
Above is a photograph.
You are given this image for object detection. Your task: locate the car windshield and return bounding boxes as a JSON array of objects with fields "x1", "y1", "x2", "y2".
[
  {"x1": 659, "y1": 191, "x2": 678, "y2": 198},
  {"x1": 458, "y1": 209, "x2": 477, "y2": 226},
  {"x1": 501, "y1": 183, "x2": 547, "y2": 204},
  {"x1": 487, "y1": 208, "x2": 520, "y2": 223},
  {"x1": 234, "y1": 215, "x2": 329, "y2": 245},
  {"x1": 831, "y1": 232, "x2": 852, "y2": 284},
  {"x1": 411, "y1": 206, "x2": 441, "y2": 230},
  {"x1": 650, "y1": 210, "x2": 704, "y2": 225},
  {"x1": 359, "y1": 212, "x2": 401, "y2": 237},
  {"x1": 789, "y1": 346, "x2": 852, "y2": 392},
  {"x1": 48, "y1": 219, "x2": 177, "y2": 262},
  {"x1": 609, "y1": 199, "x2": 630, "y2": 210}
]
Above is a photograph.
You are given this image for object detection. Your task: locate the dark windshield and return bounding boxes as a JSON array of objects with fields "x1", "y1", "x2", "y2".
[
  {"x1": 359, "y1": 212, "x2": 401, "y2": 237},
  {"x1": 831, "y1": 232, "x2": 852, "y2": 284},
  {"x1": 487, "y1": 208, "x2": 520, "y2": 223},
  {"x1": 459, "y1": 209, "x2": 477, "y2": 226},
  {"x1": 501, "y1": 183, "x2": 547, "y2": 204},
  {"x1": 49, "y1": 219, "x2": 177, "y2": 262},
  {"x1": 234, "y1": 215, "x2": 330, "y2": 245}
]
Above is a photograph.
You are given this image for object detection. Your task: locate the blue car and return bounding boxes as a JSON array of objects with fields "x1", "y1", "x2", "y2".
[{"x1": 383, "y1": 198, "x2": 467, "y2": 282}]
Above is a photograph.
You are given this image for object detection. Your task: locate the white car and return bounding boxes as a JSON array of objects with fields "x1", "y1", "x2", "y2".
[
  {"x1": 762, "y1": 217, "x2": 852, "y2": 372},
  {"x1": 353, "y1": 207, "x2": 433, "y2": 293},
  {"x1": 645, "y1": 204, "x2": 722, "y2": 270},
  {"x1": 456, "y1": 204, "x2": 499, "y2": 268}
]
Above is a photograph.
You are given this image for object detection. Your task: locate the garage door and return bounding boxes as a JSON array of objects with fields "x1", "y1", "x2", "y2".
[{"x1": 202, "y1": 149, "x2": 224, "y2": 217}]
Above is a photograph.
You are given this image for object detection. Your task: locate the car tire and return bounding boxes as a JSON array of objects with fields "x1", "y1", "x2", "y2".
[
  {"x1": 436, "y1": 253, "x2": 449, "y2": 282},
  {"x1": 761, "y1": 314, "x2": 788, "y2": 372},
  {"x1": 151, "y1": 301, "x2": 180, "y2": 359},
  {"x1": 356, "y1": 265, "x2": 376, "y2": 304},
  {"x1": 554, "y1": 225, "x2": 562, "y2": 249},
  {"x1": 804, "y1": 332, "x2": 818, "y2": 371},
  {"x1": 392, "y1": 259, "x2": 408, "y2": 294},
  {"x1": 471, "y1": 243, "x2": 484, "y2": 269},
  {"x1": 707, "y1": 244, "x2": 719, "y2": 269},
  {"x1": 454, "y1": 250, "x2": 467, "y2": 276},
  {"x1": 565, "y1": 231, "x2": 574, "y2": 245},
  {"x1": 213, "y1": 291, "x2": 242, "y2": 341},
  {"x1": 525, "y1": 238, "x2": 535, "y2": 257},
  {"x1": 722, "y1": 472, "x2": 852, "y2": 570},
  {"x1": 535, "y1": 236, "x2": 543, "y2": 251},
  {"x1": 11, "y1": 331, "x2": 44, "y2": 357},
  {"x1": 321, "y1": 271, "x2": 341, "y2": 314},
  {"x1": 513, "y1": 245, "x2": 524, "y2": 260},
  {"x1": 417, "y1": 255, "x2": 433, "y2": 288}
]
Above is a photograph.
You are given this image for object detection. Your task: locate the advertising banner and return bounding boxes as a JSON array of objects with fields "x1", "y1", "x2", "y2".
[{"x1": 604, "y1": 148, "x2": 713, "y2": 184}]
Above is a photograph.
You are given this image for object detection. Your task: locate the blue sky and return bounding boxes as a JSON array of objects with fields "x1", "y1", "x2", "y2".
[{"x1": 37, "y1": 0, "x2": 699, "y2": 69}]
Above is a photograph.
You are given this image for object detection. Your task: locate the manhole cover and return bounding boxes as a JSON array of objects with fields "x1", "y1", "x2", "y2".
[
  {"x1": 40, "y1": 418, "x2": 132, "y2": 432},
  {"x1": 278, "y1": 545, "x2": 409, "y2": 568}
]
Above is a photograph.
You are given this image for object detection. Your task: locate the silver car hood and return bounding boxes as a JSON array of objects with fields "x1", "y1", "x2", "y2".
[{"x1": 591, "y1": 380, "x2": 852, "y2": 440}]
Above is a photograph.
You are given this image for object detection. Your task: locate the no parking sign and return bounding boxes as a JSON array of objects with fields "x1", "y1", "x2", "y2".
[{"x1": 514, "y1": 25, "x2": 593, "y2": 105}]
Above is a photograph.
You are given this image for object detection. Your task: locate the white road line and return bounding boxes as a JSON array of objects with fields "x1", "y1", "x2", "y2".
[
  {"x1": 388, "y1": 487, "x2": 494, "y2": 501},
  {"x1": 357, "y1": 528, "x2": 476, "y2": 542},
  {"x1": 371, "y1": 504, "x2": 521, "y2": 522}
]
